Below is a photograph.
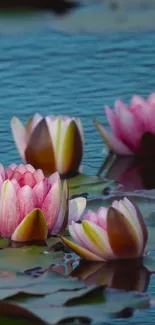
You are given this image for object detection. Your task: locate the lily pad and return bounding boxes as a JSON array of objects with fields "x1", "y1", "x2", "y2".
[
  {"x1": 0, "y1": 238, "x2": 9, "y2": 249},
  {"x1": 1, "y1": 286, "x2": 149, "y2": 324},
  {"x1": 0, "y1": 271, "x2": 85, "y2": 299},
  {"x1": 68, "y1": 174, "x2": 116, "y2": 197},
  {"x1": 0, "y1": 246, "x2": 63, "y2": 273}
]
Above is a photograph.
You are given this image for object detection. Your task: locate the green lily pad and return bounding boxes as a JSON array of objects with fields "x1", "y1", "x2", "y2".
[
  {"x1": 0, "y1": 246, "x2": 63, "y2": 272},
  {"x1": 0, "y1": 239, "x2": 9, "y2": 249},
  {"x1": 46, "y1": 237, "x2": 61, "y2": 249},
  {"x1": 68, "y1": 174, "x2": 116, "y2": 197},
  {"x1": 1, "y1": 286, "x2": 149, "y2": 324},
  {"x1": 29, "y1": 285, "x2": 103, "y2": 307},
  {"x1": 0, "y1": 271, "x2": 85, "y2": 300}
]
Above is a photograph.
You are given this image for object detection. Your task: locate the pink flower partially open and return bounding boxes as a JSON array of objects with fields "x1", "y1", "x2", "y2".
[
  {"x1": 95, "y1": 93, "x2": 155, "y2": 156},
  {"x1": 0, "y1": 164, "x2": 86, "y2": 242},
  {"x1": 11, "y1": 114, "x2": 84, "y2": 176},
  {"x1": 62, "y1": 197, "x2": 148, "y2": 261}
]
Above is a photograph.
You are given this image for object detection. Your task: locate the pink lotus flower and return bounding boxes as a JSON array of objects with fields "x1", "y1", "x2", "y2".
[
  {"x1": 11, "y1": 114, "x2": 84, "y2": 176},
  {"x1": 0, "y1": 163, "x2": 86, "y2": 242},
  {"x1": 95, "y1": 93, "x2": 155, "y2": 156},
  {"x1": 62, "y1": 197, "x2": 148, "y2": 261}
]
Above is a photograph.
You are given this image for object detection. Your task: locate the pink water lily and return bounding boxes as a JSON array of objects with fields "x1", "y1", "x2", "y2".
[
  {"x1": 0, "y1": 163, "x2": 86, "y2": 242},
  {"x1": 11, "y1": 114, "x2": 84, "y2": 176},
  {"x1": 95, "y1": 93, "x2": 155, "y2": 156},
  {"x1": 62, "y1": 197, "x2": 148, "y2": 261}
]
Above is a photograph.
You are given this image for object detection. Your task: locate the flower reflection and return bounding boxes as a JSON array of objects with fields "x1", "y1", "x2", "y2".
[
  {"x1": 70, "y1": 259, "x2": 150, "y2": 292},
  {"x1": 99, "y1": 154, "x2": 155, "y2": 191}
]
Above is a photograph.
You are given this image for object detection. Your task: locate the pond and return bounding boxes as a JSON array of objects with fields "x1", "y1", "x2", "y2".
[{"x1": 0, "y1": 27, "x2": 155, "y2": 324}]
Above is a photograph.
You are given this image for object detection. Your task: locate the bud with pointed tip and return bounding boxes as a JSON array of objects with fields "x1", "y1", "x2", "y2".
[
  {"x1": 11, "y1": 114, "x2": 84, "y2": 176},
  {"x1": 62, "y1": 197, "x2": 148, "y2": 261}
]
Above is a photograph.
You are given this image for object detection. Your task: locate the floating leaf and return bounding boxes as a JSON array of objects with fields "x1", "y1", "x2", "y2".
[
  {"x1": 0, "y1": 246, "x2": 63, "y2": 273},
  {"x1": 0, "y1": 239, "x2": 9, "y2": 249},
  {"x1": 0, "y1": 271, "x2": 85, "y2": 300},
  {"x1": 31, "y1": 285, "x2": 104, "y2": 307},
  {"x1": 46, "y1": 237, "x2": 62, "y2": 249},
  {"x1": 68, "y1": 173, "x2": 116, "y2": 197},
  {"x1": 1, "y1": 286, "x2": 149, "y2": 324}
]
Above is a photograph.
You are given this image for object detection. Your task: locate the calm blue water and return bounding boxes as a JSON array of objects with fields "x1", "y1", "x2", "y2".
[
  {"x1": 1, "y1": 31, "x2": 155, "y2": 173},
  {"x1": 1, "y1": 29, "x2": 155, "y2": 323}
]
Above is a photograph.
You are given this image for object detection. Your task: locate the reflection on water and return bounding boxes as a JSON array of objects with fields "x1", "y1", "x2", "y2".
[
  {"x1": 98, "y1": 153, "x2": 155, "y2": 191},
  {"x1": 71, "y1": 259, "x2": 150, "y2": 292}
]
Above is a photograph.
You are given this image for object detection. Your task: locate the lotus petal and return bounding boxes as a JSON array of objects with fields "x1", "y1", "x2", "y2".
[
  {"x1": 97, "y1": 207, "x2": 107, "y2": 229},
  {"x1": 48, "y1": 172, "x2": 60, "y2": 185},
  {"x1": 123, "y1": 198, "x2": 148, "y2": 253},
  {"x1": 57, "y1": 120, "x2": 83, "y2": 175},
  {"x1": 84, "y1": 210, "x2": 99, "y2": 224},
  {"x1": 18, "y1": 171, "x2": 36, "y2": 187},
  {"x1": 61, "y1": 236, "x2": 103, "y2": 261},
  {"x1": 107, "y1": 207, "x2": 140, "y2": 258},
  {"x1": 31, "y1": 113, "x2": 43, "y2": 132},
  {"x1": 68, "y1": 197, "x2": 86, "y2": 223},
  {"x1": 18, "y1": 186, "x2": 37, "y2": 220},
  {"x1": 114, "y1": 104, "x2": 143, "y2": 151},
  {"x1": 147, "y1": 93, "x2": 155, "y2": 106},
  {"x1": 105, "y1": 105, "x2": 122, "y2": 139},
  {"x1": 11, "y1": 117, "x2": 28, "y2": 159},
  {"x1": 82, "y1": 221, "x2": 114, "y2": 260},
  {"x1": 41, "y1": 181, "x2": 61, "y2": 233},
  {"x1": 11, "y1": 208, "x2": 47, "y2": 242},
  {"x1": 33, "y1": 181, "x2": 50, "y2": 207},
  {"x1": 94, "y1": 120, "x2": 132, "y2": 155},
  {"x1": 25, "y1": 118, "x2": 56, "y2": 175},
  {"x1": 33, "y1": 169, "x2": 44, "y2": 183},
  {"x1": 51, "y1": 180, "x2": 69, "y2": 235},
  {"x1": 0, "y1": 180, "x2": 20, "y2": 237}
]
